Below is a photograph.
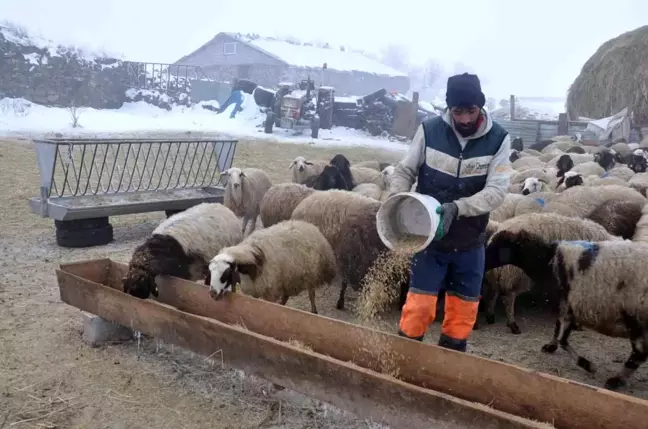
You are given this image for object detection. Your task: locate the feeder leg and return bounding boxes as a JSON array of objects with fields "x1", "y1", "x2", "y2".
[{"x1": 81, "y1": 311, "x2": 133, "y2": 347}]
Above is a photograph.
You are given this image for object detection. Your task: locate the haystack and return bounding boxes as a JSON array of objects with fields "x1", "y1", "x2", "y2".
[{"x1": 567, "y1": 25, "x2": 648, "y2": 124}]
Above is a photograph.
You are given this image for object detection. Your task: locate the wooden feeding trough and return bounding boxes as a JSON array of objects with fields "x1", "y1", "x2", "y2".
[{"x1": 56, "y1": 259, "x2": 648, "y2": 429}]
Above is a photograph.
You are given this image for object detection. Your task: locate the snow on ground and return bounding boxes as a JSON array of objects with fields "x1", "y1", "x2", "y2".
[{"x1": 0, "y1": 94, "x2": 408, "y2": 153}]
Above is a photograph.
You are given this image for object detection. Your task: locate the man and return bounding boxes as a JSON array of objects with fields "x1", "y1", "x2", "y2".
[{"x1": 389, "y1": 72, "x2": 512, "y2": 352}]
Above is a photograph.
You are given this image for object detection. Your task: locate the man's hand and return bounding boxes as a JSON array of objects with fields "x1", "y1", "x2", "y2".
[{"x1": 434, "y1": 202, "x2": 458, "y2": 240}]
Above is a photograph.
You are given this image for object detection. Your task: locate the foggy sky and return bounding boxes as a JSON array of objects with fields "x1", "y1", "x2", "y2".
[{"x1": 1, "y1": 0, "x2": 646, "y2": 99}]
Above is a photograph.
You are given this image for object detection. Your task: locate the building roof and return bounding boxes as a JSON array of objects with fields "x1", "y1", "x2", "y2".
[{"x1": 225, "y1": 33, "x2": 407, "y2": 78}]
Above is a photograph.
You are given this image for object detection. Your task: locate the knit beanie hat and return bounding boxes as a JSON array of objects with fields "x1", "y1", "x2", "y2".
[{"x1": 445, "y1": 73, "x2": 485, "y2": 109}]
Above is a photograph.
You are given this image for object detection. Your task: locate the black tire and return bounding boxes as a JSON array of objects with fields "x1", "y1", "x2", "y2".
[
  {"x1": 56, "y1": 223, "x2": 113, "y2": 248},
  {"x1": 55, "y1": 217, "x2": 109, "y2": 231}
]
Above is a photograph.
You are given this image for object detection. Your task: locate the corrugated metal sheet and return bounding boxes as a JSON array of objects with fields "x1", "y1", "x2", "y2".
[
  {"x1": 537, "y1": 123, "x2": 596, "y2": 141},
  {"x1": 497, "y1": 120, "x2": 539, "y2": 148}
]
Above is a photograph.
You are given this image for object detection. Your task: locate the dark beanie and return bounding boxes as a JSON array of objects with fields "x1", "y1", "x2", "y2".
[{"x1": 445, "y1": 73, "x2": 485, "y2": 109}]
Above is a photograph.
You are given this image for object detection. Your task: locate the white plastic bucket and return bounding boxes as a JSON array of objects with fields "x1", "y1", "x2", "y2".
[{"x1": 376, "y1": 192, "x2": 441, "y2": 254}]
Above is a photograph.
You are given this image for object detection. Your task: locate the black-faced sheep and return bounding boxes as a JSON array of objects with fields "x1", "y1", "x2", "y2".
[
  {"x1": 485, "y1": 232, "x2": 648, "y2": 390},
  {"x1": 259, "y1": 183, "x2": 315, "y2": 228},
  {"x1": 509, "y1": 149, "x2": 521, "y2": 163},
  {"x1": 291, "y1": 190, "x2": 408, "y2": 310},
  {"x1": 310, "y1": 164, "x2": 353, "y2": 191},
  {"x1": 628, "y1": 149, "x2": 648, "y2": 173},
  {"x1": 207, "y1": 219, "x2": 337, "y2": 314},
  {"x1": 221, "y1": 167, "x2": 273, "y2": 236},
  {"x1": 482, "y1": 212, "x2": 619, "y2": 334},
  {"x1": 593, "y1": 148, "x2": 618, "y2": 171},
  {"x1": 123, "y1": 203, "x2": 243, "y2": 299},
  {"x1": 511, "y1": 137, "x2": 524, "y2": 152},
  {"x1": 556, "y1": 171, "x2": 584, "y2": 189},
  {"x1": 289, "y1": 156, "x2": 326, "y2": 184}
]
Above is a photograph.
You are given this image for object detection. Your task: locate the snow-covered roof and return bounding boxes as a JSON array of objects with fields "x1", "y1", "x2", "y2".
[{"x1": 228, "y1": 33, "x2": 407, "y2": 78}]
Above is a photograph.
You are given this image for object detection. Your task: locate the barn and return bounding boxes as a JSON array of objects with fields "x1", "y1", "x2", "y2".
[{"x1": 172, "y1": 32, "x2": 410, "y2": 96}]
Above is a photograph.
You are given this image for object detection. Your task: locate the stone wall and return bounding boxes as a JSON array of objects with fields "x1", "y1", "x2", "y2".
[{"x1": 0, "y1": 26, "x2": 131, "y2": 109}]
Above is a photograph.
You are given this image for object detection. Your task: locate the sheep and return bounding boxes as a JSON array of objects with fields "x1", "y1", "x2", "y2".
[
  {"x1": 291, "y1": 190, "x2": 407, "y2": 310},
  {"x1": 512, "y1": 156, "x2": 544, "y2": 170},
  {"x1": 509, "y1": 149, "x2": 521, "y2": 163},
  {"x1": 628, "y1": 172, "x2": 648, "y2": 196},
  {"x1": 529, "y1": 139, "x2": 557, "y2": 152},
  {"x1": 310, "y1": 164, "x2": 353, "y2": 191},
  {"x1": 511, "y1": 137, "x2": 524, "y2": 151},
  {"x1": 351, "y1": 166, "x2": 384, "y2": 187},
  {"x1": 544, "y1": 184, "x2": 646, "y2": 218},
  {"x1": 520, "y1": 177, "x2": 550, "y2": 195},
  {"x1": 510, "y1": 168, "x2": 552, "y2": 185},
  {"x1": 259, "y1": 183, "x2": 315, "y2": 228},
  {"x1": 381, "y1": 165, "x2": 395, "y2": 188},
  {"x1": 604, "y1": 165, "x2": 635, "y2": 181},
  {"x1": 593, "y1": 148, "x2": 618, "y2": 171},
  {"x1": 556, "y1": 171, "x2": 584, "y2": 190},
  {"x1": 632, "y1": 202, "x2": 648, "y2": 243},
  {"x1": 565, "y1": 146, "x2": 586, "y2": 154},
  {"x1": 584, "y1": 176, "x2": 630, "y2": 188},
  {"x1": 609, "y1": 142, "x2": 632, "y2": 158},
  {"x1": 352, "y1": 183, "x2": 383, "y2": 200},
  {"x1": 538, "y1": 150, "x2": 564, "y2": 163},
  {"x1": 123, "y1": 203, "x2": 243, "y2": 299},
  {"x1": 542, "y1": 140, "x2": 576, "y2": 153},
  {"x1": 221, "y1": 167, "x2": 273, "y2": 236},
  {"x1": 328, "y1": 154, "x2": 355, "y2": 187},
  {"x1": 569, "y1": 161, "x2": 606, "y2": 177},
  {"x1": 355, "y1": 160, "x2": 391, "y2": 171},
  {"x1": 628, "y1": 149, "x2": 648, "y2": 173},
  {"x1": 484, "y1": 234, "x2": 648, "y2": 390},
  {"x1": 513, "y1": 192, "x2": 559, "y2": 217},
  {"x1": 482, "y1": 212, "x2": 619, "y2": 334},
  {"x1": 490, "y1": 193, "x2": 526, "y2": 222},
  {"x1": 207, "y1": 220, "x2": 337, "y2": 314},
  {"x1": 522, "y1": 148, "x2": 542, "y2": 157},
  {"x1": 289, "y1": 156, "x2": 326, "y2": 184},
  {"x1": 585, "y1": 199, "x2": 643, "y2": 239},
  {"x1": 552, "y1": 153, "x2": 596, "y2": 175}
]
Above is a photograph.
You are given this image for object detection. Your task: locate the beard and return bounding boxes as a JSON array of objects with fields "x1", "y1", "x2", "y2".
[{"x1": 454, "y1": 120, "x2": 479, "y2": 137}]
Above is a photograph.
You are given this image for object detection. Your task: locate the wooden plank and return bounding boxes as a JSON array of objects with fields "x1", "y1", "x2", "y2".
[
  {"x1": 55, "y1": 267, "x2": 547, "y2": 429},
  {"x1": 60, "y1": 260, "x2": 648, "y2": 429}
]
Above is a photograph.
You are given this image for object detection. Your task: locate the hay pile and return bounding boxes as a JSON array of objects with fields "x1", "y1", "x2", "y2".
[{"x1": 566, "y1": 25, "x2": 648, "y2": 123}]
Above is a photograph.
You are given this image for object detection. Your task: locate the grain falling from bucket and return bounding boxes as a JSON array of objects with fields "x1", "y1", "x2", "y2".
[
  {"x1": 390, "y1": 233, "x2": 428, "y2": 253},
  {"x1": 355, "y1": 249, "x2": 413, "y2": 321}
]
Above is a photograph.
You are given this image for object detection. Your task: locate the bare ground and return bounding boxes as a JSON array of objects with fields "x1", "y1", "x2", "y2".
[{"x1": 0, "y1": 137, "x2": 646, "y2": 429}]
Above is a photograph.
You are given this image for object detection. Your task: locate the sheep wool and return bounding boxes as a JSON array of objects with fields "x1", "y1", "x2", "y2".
[
  {"x1": 510, "y1": 168, "x2": 551, "y2": 185},
  {"x1": 123, "y1": 203, "x2": 243, "y2": 299},
  {"x1": 289, "y1": 156, "x2": 326, "y2": 184},
  {"x1": 628, "y1": 172, "x2": 648, "y2": 196},
  {"x1": 351, "y1": 166, "x2": 384, "y2": 188},
  {"x1": 544, "y1": 184, "x2": 646, "y2": 218},
  {"x1": 355, "y1": 160, "x2": 391, "y2": 171},
  {"x1": 208, "y1": 220, "x2": 337, "y2": 314},
  {"x1": 490, "y1": 193, "x2": 525, "y2": 222},
  {"x1": 514, "y1": 192, "x2": 558, "y2": 217},
  {"x1": 485, "y1": 234, "x2": 648, "y2": 390},
  {"x1": 604, "y1": 165, "x2": 635, "y2": 181},
  {"x1": 631, "y1": 201, "x2": 648, "y2": 243},
  {"x1": 222, "y1": 167, "x2": 273, "y2": 236},
  {"x1": 585, "y1": 199, "x2": 643, "y2": 239},
  {"x1": 569, "y1": 161, "x2": 605, "y2": 177},
  {"x1": 512, "y1": 156, "x2": 544, "y2": 171},
  {"x1": 520, "y1": 177, "x2": 551, "y2": 195},
  {"x1": 483, "y1": 212, "x2": 620, "y2": 334},
  {"x1": 259, "y1": 182, "x2": 315, "y2": 228},
  {"x1": 352, "y1": 183, "x2": 383, "y2": 200},
  {"x1": 609, "y1": 142, "x2": 632, "y2": 157}
]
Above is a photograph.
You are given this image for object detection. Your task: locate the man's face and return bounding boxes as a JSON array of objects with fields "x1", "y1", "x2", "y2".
[{"x1": 450, "y1": 106, "x2": 480, "y2": 137}]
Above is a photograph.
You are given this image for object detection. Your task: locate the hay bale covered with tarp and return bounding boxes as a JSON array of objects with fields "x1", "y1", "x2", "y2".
[{"x1": 567, "y1": 25, "x2": 648, "y2": 124}]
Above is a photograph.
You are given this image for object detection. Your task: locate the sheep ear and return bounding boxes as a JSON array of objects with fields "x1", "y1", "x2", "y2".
[
  {"x1": 538, "y1": 178, "x2": 548, "y2": 184},
  {"x1": 237, "y1": 246, "x2": 265, "y2": 280},
  {"x1": 556, "y1": 177, "x2": 565, "y2": 187},
  {"x1": 240, "y1": 171, "x2": 246, "y2": 178},
  {"x1": 304, "y1": 161, "x2": 314, "y2": 165},
  {"x1": 288, "y1": 160, "x2": 296, "y2": 169},
  {"x1": 220, "y1": 169, "x2": 230, "y2": 177}
]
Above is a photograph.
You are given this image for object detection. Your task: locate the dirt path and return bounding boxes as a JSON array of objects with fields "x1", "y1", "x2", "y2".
[{"x1": 0, "y1": 137, "x2": 646, "y2": 429}]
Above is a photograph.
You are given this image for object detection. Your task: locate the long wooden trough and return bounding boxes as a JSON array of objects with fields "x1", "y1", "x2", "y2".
[{"x1": 56, "y1": 258, "x2": 648, "y2": 429}]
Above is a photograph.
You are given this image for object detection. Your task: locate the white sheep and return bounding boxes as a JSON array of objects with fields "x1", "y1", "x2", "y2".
[
  {"x1": 604, "y1": 165, "x2": 635, "y2": 181},
  {"x1": 485, "y1": 234, "x2": 648, "y2": 390},
  {"x1": 123, "y1": 203, "x2": 243, "y2": 299},
  {"x1": 490, "y1": 193, "x2": 526, "y2": 222},
  {"x1": 520, "y1": 177, "x2": 551, "y2": 195},
  {"x1": 221, "y1": 167, "x2": 273, "y2": 236},
  {"x1": 570, "y1": 161, "x2": 606, "y2": 177},
  {"x1": 354, "y1": 160, "x2": 391, "y2": 171},
  {"x1": 513, "y1": 192, "x2": 558, "y2": 217},
  {"x1": 259, "y1": 182, "x2": 315, "y2": 228},
  {"x1": 352, "y1": 183, "x2": 383, "y2": 200},
  {"x1": 544, "y1": 184, "x2": 646, "y2": 217},
  {"x1": 628, "y1": 172, "x2": 648, "y2": 196},
  {"x1": 381, "y1": 165, "x2": 395, "y2": 189},
  {"x1": 351, "y1": 166, "x2": 384, "y2": 187},
  {"x1": 482, "y1": 212, "x2": 619, "y2": 334},
  {"x1": 512, "y1": 156, "x2": 544, "y2": 170},
  {"x1": 289, "y1": 156, "x2": 327, "y2": 184},
  {"x1": 207, "y1": 219, "x2": 337, "y2": 314}
]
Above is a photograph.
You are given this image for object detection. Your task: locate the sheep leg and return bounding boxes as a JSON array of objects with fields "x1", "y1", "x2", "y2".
[
  {"x1": 501, "y1": 292, "x2": 521, "y2": 334},
  {"x1": 249, "y1": 216, "x2": 257, "y2": 233},
  {"x1": 308, "y1": 288, "x2": 318, "y2": 314},
  {"x1": 485, "y1": 285, "x2": 500, "y2": 325},
  {"x1": 241, "y1": 217, "x2": 250, "y2": 236},
  {"x1": 541, "y1": 306, "x2": 595, "y2": 373},
  {"x1": 336, "y1": 279, "x2": 348, "y2": 310},
  {"x1": 604, "y1": 315, "x2": 648, "y2": 390},
  {"x1": 279, "y1": 295, "x2": 289, "y2": 305}
]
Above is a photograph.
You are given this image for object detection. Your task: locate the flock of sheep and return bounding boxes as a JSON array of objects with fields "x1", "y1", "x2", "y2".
[{"x1": 121, "y1": 132, "x2": 648, "y2": 392}]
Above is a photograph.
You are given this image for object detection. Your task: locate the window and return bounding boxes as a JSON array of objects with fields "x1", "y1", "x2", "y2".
[{"x1": 223, "y1": 42, "x2": 237, "y2": 55}]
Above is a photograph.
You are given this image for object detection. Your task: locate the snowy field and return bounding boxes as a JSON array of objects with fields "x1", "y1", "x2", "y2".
[{"x1": 0, "y1": 95, "x2": 411, "y2": 153}]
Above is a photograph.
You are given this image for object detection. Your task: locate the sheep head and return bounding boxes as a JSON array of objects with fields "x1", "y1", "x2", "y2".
[
  {"x1": 312, "y1": 165, "x2": 349, "y2": 191},
  {"x1": 289, "y1": 156, "x2": 314, "y2": 173},
  {"x1": 511, "y1": 137, "x2": 524, "y2": 152},
  {"x1": 381, "y1": 165, "x2": 395, "y2": 187},
  {"x1": 594, "y1": 149, "x2": 616, "y2": 171},
  {"x1": 208, "y1": 245, "x2": 265, "y2": 300},
  {"x1": 557, "y1": 171, "x2": 583, "y2": 189},
  {"x1": 520, "y1": 177, "x2": 546, "y2": 195},
  {"x1": 221, "y1": 167, "x2": 246, "y2": 203},
  {"x1": 509, "y1": 149, "x2": 521, "y2": 163},
  {"x1": 628, "y1": 150, "x2": 648, "y2": 173},
  {"x1": 555, "y1": 154, "x2": 574, "y2": 177},
  {"x1": 123, "y1": 266, "x2": 157, "y2": 299}
]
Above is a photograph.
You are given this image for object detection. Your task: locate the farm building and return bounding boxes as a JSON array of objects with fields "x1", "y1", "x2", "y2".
[{"x1": 172, "y1": 32, "x2": 410, "y2": 96}]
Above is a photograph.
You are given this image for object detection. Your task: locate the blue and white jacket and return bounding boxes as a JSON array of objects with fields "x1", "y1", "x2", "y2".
[{"x1": 390, "y1": 109, "x2": 513, "y2": 250}]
